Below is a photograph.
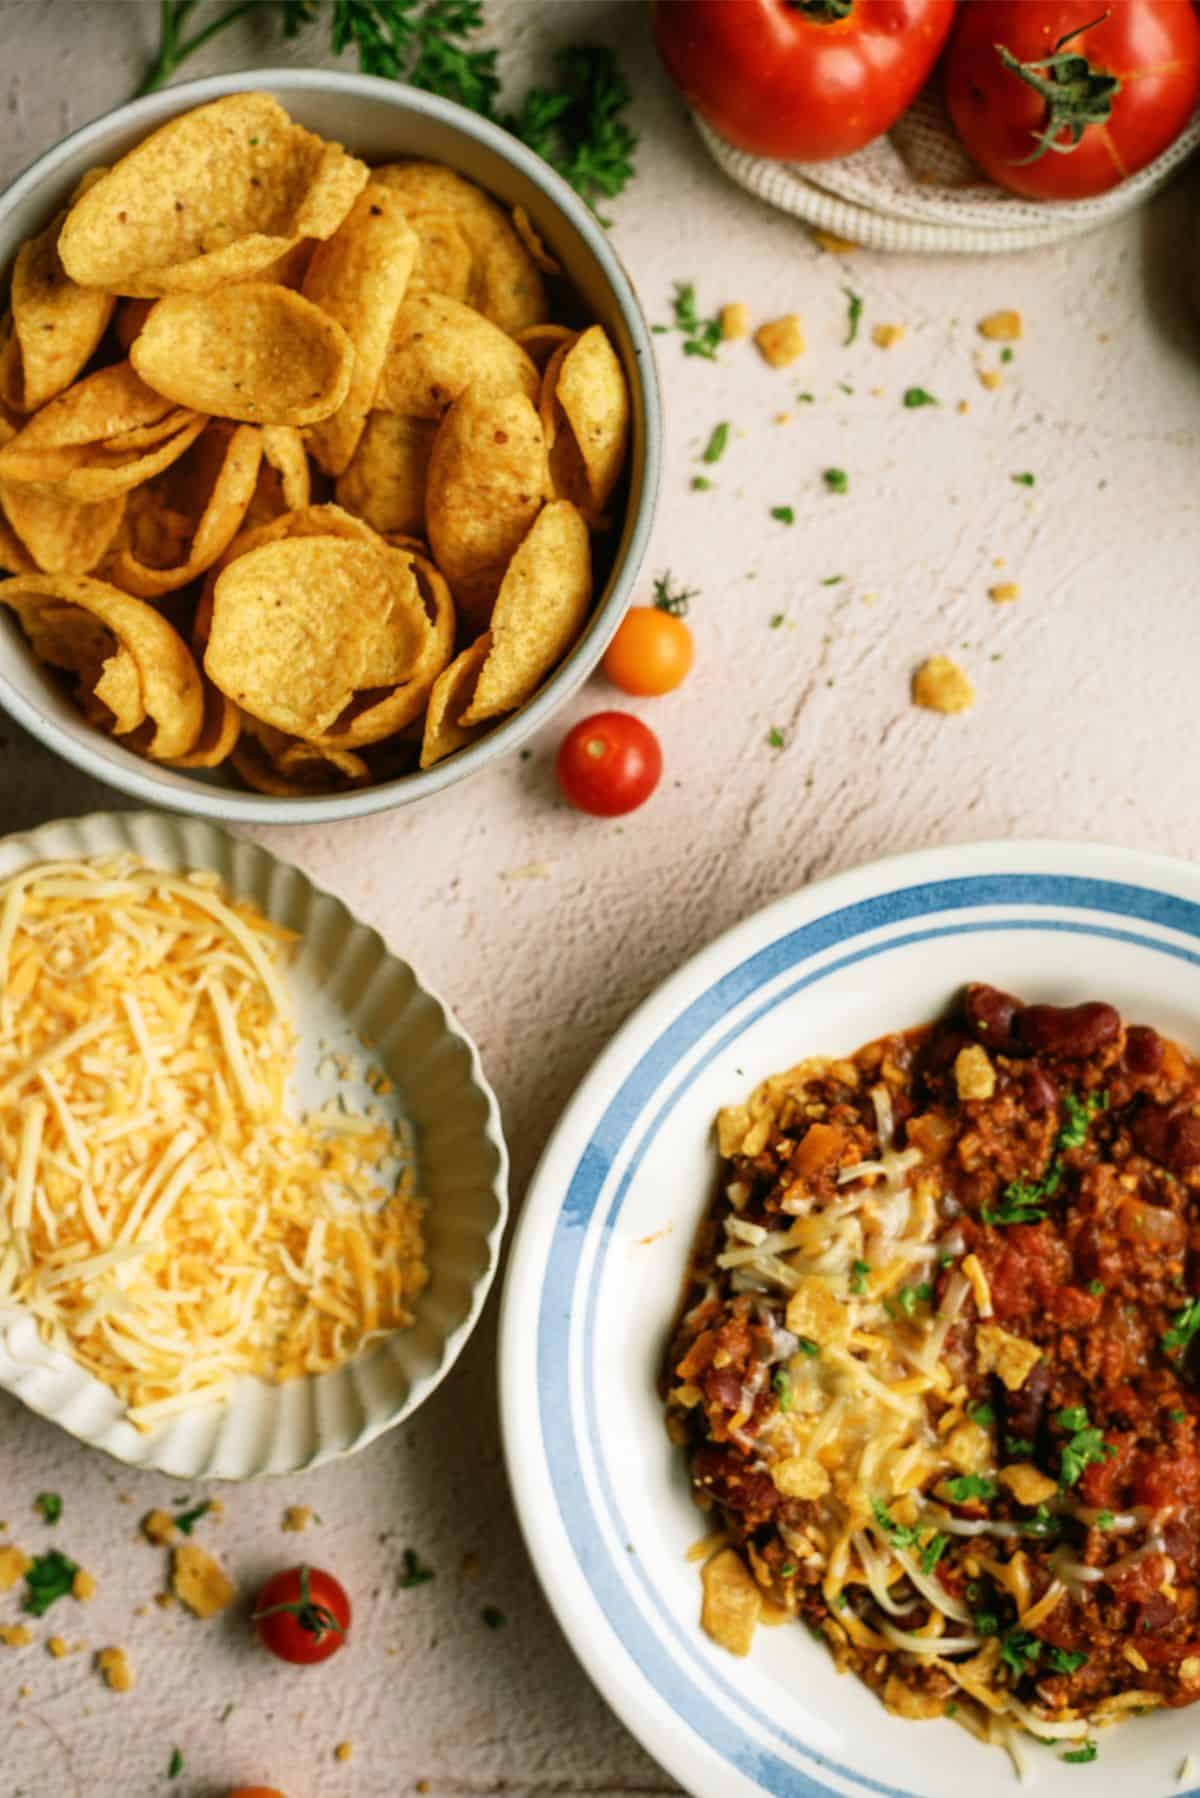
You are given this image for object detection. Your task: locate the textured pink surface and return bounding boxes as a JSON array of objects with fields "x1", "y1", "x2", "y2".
[{"x1": 3, "y1": 2, "x2": 1200, "y2": 1793}]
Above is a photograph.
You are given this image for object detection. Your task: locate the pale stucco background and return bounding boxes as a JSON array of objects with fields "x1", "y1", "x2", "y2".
[{"x1": 2, "y1": 3, "x2": 1199, "y2": 1794}]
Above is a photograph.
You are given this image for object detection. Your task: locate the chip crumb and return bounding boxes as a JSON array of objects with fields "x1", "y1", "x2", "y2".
[
  {"x1": 172, "y1": 1542, "x2": 236, "y2": 1619},
  {"x1": 912, "y1": 656, "x2": 974, "y2": 716},
  {"x1": 154, "y1": 1590, "x2": 175, "y2": 1610},
  {"x1": 142, "y1": 1507, "x2": 177, "y2": 1546},
  {"x1": 871, "y1": 323, "x2": 904, "y2": 349},
  {"x1": 0, "y1": 1544, "x2": 30, "y2": 1592},
  {"x1": 282, "y1": 1505, "x2": 313, "y2": 1533},
  {"x1": 754, "y1": 315, "x2": 805, "y2": 369},
  {"x1": 46, "y1": 1635, "x2": 73, "y2": 1658},
  {"x1": 956, "y1": 399, "x2": 969, "y2": 415},
  {"x1": 977, "y1": 368, "x2": 1002, "y2": 392},
  {"x1": 774, "y1": 412, "x2": 791, "y2": 425},
  {"x1": 72, "y1": 1567, "x2": 97, "y2": 1602},
  {"x1": 978, "y1": 309, "x2": 1022, "y2": 341},
  {"x1": 502, "y1": 861, "x2": 553, "y2": 882},
  {"x1": 335, "y1": 1741, "x2": 353, "y2": 1762},
  {"x1": 461, "y1": 1552, "x2": 481, "y2": 1579},
  {"x1": 0, "y1": 1624, "x2": 32, "y2": 1648},
  {"x1": 416, "y1": 1783, "x2": 431, "y2": 1794},
  {"x1": 811, "y1": 228, "x2": 858, "y2": 254},
  {"x1": 719, "y1": 302, "x2": 749, "y2": 341},
  {"x1": 989, "y1": 582, "x2": 1020, "y2": 604},
  {"x1": 18, "y1": 1682, "x2": 30, "y2": 1697},
  {"x1": 97, "y1": 1645, "x2": 135, "y2": 1692}
]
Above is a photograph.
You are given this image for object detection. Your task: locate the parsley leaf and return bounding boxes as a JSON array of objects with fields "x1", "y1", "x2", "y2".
[
  {"x1": 1057, "y1": 1090, "x2": 1108, "y2": 1150},
  {"x1": 1062, "y1": 1742, "x2": 1097, "y2": 1764},
  {"x1": 823, "y1": 467, "x2": 849, "y2": 494},
  {"x1": 821, "y1": 573, "x2": 846, "y2": 586},
  {"x1": 967, "y1": 1402, "x2": 995, "y2": 1429},
  {"x1": 903, "y1": 387, "x2": 939, "y2": 408},
  {"x1": 849, "y1": 1259, "x2": 871, "y2": 1296},
  {"x1": 766, "y1": 726, "x2": 786, "y2": 749},
  {"x1": 691, "y1": 475, "x2": 712, "y2": 492},
  {"x1": 772, "y1": 1369, "x2": 794, "y2": 1412},
  {"x1": 701, "y1": 422, "x2": 729, "y2": 465},
  {"x1": 34, "y1": 1492, "x2": 62, "y2": 1525},
  {"x1": 1094, "y1": 1510, "x2": 1114, "y2": 1530},
  {"x1": 175, "y1": 1500, "x2": 211, "y2": 1536},
  {"x1": 1021, "y1": 1504, "x2": 1060, "y2": 1539},
  {"x1": 1163, "y1": 1297, "x2": 1200, "y2": 1356},
  {"x1": 1059, "y1": 1412, "x2": 1113, "y2": 1489},
  {"x1": 1056, "y1": 1405, "x2": 1089, "y2": 1432},
  {"x1": 871, "y1": 1499, "x2": 921, "y2": 1550},
  {"x1": 23, "y1": 1549, "x2": 78, "y2": 1617},
  {"x1": 398, "y1": 1547, "x2": 436, "y2": 1588},
  {"x1": 506, "y1": 44, "x2": 638, "y2": 214},
  {"x1": 1011, "y1": 471, "x2": 1036, "y2": 487},
  {"x1": 665, "y1": 282, "x2": 722, "y2": 360},
  {"x1": 1000, "y1": 1627, "x2": 1040, "y2": 1677},
  {"x1": 652, "y1": 573, "x2": 696, "y2": 617},
  {"x1": 920, "y1": 1532, "x2": 948, "y2": 1574},
  {"x1": 984, "y1": 1090, "x2": 1107, "y2": 1226},
  {"x1": 945, "y1": 1474, "x2": 997, "y2": 1504},
  {"x1": 843, "y1": 287, "x2": 863, "y2": 346},
  {"x1": 1046, "y1": 1647, "x2": 1088, "y2": 1673},
  {"x1": 1004, "y1": 1436, "x2": 1034, "y2": 1459},
  {"x1": 168, "y1": 1748, "x2": 185, "y2": 1779},
  {"x1": 796, "y1": 1336, "x2": 820, "y2": 1357},
  {"x1": 770, "y1": 505, "x2": 795, "y2": 525}
]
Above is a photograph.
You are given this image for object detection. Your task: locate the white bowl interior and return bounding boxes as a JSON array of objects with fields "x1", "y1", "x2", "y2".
[
  {"x1": 0, "y1": 71, "x2": 660, "y2": 822},
  {"x1": 0, "y1": 809, "x2": 508, "y2": 1478},
  {"x1": 503, "y1": 843, "x2": 1200, "y2": 1798}
]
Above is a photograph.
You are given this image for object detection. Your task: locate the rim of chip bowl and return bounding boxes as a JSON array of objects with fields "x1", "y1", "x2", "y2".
[{"x1": 0, "y1": 69, "x2": 663, "y2": 824}]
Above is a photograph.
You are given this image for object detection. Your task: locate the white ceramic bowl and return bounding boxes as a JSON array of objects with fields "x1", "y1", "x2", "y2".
[
  {"x1": 0, "y1": 71, "x2": 662, "y2": 824},
  {"x1": 0, "y1": 809, "x2": 508, "y2": 1479},
  {"x1": 501, "y1": 839, "x2": 1200, "y2": 1798}
]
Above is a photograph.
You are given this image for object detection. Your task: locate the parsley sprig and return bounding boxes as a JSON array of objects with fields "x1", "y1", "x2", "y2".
[
  {"x1": 1162, "y1": 1296, "x2": 1200, "y2": 1357},
  {"x1": 23, "y1": 1549, "x2": 78, "y2": 1617},
  {"x1": 1055, "y1": 1405, "x2": 1114, "y2": 1488},
  {"x1": 664, "y1": 283, "x2": 723, "y2": 360},
  {"x1": 983, "y1": 1089, "x2": 1107, "y2": 1226},
  {"x1": 652, "y1": 573, "x2": 697, "y2": 617}
]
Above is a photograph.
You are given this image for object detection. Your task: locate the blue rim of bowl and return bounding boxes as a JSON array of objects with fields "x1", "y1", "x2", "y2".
[
  {"x1": 0, "y1": 69, "x2": 663, "y2": 825},
  {"x1": 504, "y1": 850, "x2": 1200, "y2": 1798}
]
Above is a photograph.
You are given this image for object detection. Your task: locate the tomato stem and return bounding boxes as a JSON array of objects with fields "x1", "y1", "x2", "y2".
[
  {"x1": 252, "y1": 1565, "x2": 345, "y2": 1642},
  {"x1": 784, "y1": 0, "x2": 855, "y2": 21},
  {"x1": 994, "y1": 13, "x2": 1120, "y2": 165}
]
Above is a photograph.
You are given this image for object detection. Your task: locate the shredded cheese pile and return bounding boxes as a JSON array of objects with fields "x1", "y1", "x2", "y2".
[{"x1": 0, "y1": 856, "x2": 427, "y2": 1428}]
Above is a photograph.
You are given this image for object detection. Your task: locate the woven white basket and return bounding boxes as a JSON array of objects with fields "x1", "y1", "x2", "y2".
[{"x1": 695, "y1": 90, "x2": 1200, "y2": 254}]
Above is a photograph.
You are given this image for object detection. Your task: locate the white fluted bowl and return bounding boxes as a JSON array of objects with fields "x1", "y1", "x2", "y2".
[{"x1": 0, "y1": 809, "x2": 508, "y2": 1479}]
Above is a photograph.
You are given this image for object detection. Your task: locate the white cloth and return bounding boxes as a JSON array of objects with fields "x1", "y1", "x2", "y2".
[{"x1": 694, "y1": 90, "x2": 1200, "y2": 255}]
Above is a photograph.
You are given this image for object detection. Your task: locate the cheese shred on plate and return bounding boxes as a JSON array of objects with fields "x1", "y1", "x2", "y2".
[{"x1": 0, "y1": 856, "x2": 427, "y2": 1427}]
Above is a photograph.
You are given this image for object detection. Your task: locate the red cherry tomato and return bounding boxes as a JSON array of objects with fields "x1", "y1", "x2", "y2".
[
  {"x1": 252, "y1": 1564, "x2": 351, "y2": 1666},
  {"x1": 603, "y1": 606, "x2": 694, "y2": 697},
  {"x1": 652, "y1": 0, "x2": 957, "y2": 162},
  {"x1": 556, "y1": 712, "x2": 663, "y2": 816},
  {"x1": 945, "y1": 1, "x2": 1200, "y2": 200}
]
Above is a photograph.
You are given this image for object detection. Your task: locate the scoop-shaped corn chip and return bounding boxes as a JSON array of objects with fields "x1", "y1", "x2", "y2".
[
  {"x1": 131, "y1": 285, "x2": 353, "y2": 427},
  {"x1": 168, "y1": 675, "x2": 241, "y2": 770},
  {"x1": 107, "y1": 421, "x2": 262, "y2": 598},
  {"x1": 315, "y1": 552, "x2": 454, "y2": 750},
  {"x1": 21, "y1": 601, "x2": 146, "y2": 738},
  {"x1": 0, "y1": 362, "x2": 178, "y2": 457},
  {"x1": 405, "y1": 215, "x2": 473, "y2": 305},
  {"x1": 232, "y1": 726, "x2": 369, "y2": 796},
  {"x1": 301, "y1": 185, "x2": 418, "y2": 475},
  {"x1": 419, "y1": 632, "x2": 492, "y2": 768},
  {"x1": 377, "y1": 293, "x2": 539, "y2": 420},
  {"x1": 426, "y1": 382, "x2": 548, "y2": 629},
  {"x1": 463, "y1": 501, "x2": 591, "y2": 724},
  {"x1": 542, "y1": 326, "x2": 630, "y2": 526},
  {"x1": 7, "y1": 212, "x2": 115, "y2": 412},
  {"x1": 0, "y1": 573, "x2": 203, "y2": 758},
  {"x1": 372, "y1": 163, "x2": 547, "y2": 335},
  {"x1": 0, "y1": 481, "x2": 125, "y2": 575},
  {"x1": 90, "y1": 647, "x2": 146, "y2": 737},
  {"x1": 205, "y1": 535, "x2": 425, "y2": 739},
  {"x1": 516, "y1": 322, "x2": 575, "y2": 371},
  {"x1": 0, "y1": 510, "x2": 35, "y2": 574},
  {"x1": 335, "y1": 411, "x2": 436, "y2": 538},
  {"x1": 511, "y1": 205, "x2": 561, "y2": 276},
  {"x1": 241, "y1": 424, "x2": 311, "y2": 531},
  {"x1": 57, "y1": 93, "x2": 368, "y2": 296},
  {"x1": 700, "y1": 1549, "x2": 761, "y2": 1657},
  {"x1": 115, "y1": 298, "x2": 155, "y2": 354}
]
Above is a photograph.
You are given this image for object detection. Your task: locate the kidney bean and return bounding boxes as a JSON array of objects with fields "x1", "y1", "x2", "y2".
[
  {"x1": 963, "y1": 983, "x2": 1022, "y2": 1053},
  {"x1": 1131, "y1": 1593, "x2": 1177, "y2": 1633},
  {"x1": 1014, "y1": 1001, "x2": 1120, "y2": 1059},
  {"x1": 998, "y1": 1358, "x2": 1050, "y2": 1446},
  {"x1": 1124, "y1": 1025, "x2": 1165, "y2": 1075},
  {"x1": 1132, "y1": 1101, "x2": 1200, "y2": 1172},
  {"x1": 1171, "y1": 1114, "x2": 1200, "y2": 1171},
  {"x1": 1021, "y1": 1065, "x2": 1058, "y2": 1116}
]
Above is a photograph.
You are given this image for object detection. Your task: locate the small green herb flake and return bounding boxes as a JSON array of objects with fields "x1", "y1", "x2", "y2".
[
  {"x1": 796, "y1": 391, "x2": 815, "y2": 404},
  {"x1": 481, "y1": 1604, "x2": 507, "y2": 1629},
  {"x1": 772, "y1": 1369, "x2": 794, "y2": 1412},
  {"x1": 1000, "y1": 1627, "x2": 1040, "y2": 1677},
  {"x1": 174, "y1": 1500, "x2": 211, "y2": 1536},
  {"x1": 691, "y1": 475, "x2": 712, "y2": 492},
  {"x1": 945, "y1": 1474, "x2": 996, "y2": 1504},
  {"x1": 1011, "y1": 471, "x2": 1036, "y2": 487},
  {"x1": 903, "y1": 387, "x2": 939, "y2": 409},
  {"x1": 23, "y1": 1549, "x2": 78, "y2": 1618},
  {"x1": 920, "y1": 1532, "x2": 948, "y2": 1574},
  {"x1": 1059, "y1": 1413, "x2": 1114, "y2": 1489},
  {"x1": 1094, "y1": 1510, "x2": 1114, "y2": 1531},
  {"x1": 168, "y1": 1748, "x2": 184, "y2": 1780},
  {"x1": 770, "y1": 505, "x2": 795, "y2": 525},
  {"x1": 1170, "y1": 1409, "x2": 1187, "y2": 1424},
  {"x1": 967, "y1": 1401, "x2": 995, "y2": 1429},
  {"x1": 1088, "y1": 1279, "x2": 1105, "y2": 1296},
  {"x1": 766, "y1": 727, "x2": 785, "y2": 749},
  {"x1": 821, "y1": 574, "x2": 845, "y2": 586},
  {"x1": 823, "y1": 468, "x2": 848, "y2": 494},
  {"x1": 1162, "y1": 1296, "x2": 1200, "y2": 1356},
  {"x1": 843, "y1": 287, "x2": 863, "y2": 346},
  {"x1": 34, "y1": 1492, "x2": 62, "y2": 1525},
  {"x1": 796, "y1": 1337, "x2": 820, "y2": 1358},
  {"x1": 1062, "y1": 1742, "x2": 1097, "y2": 1764},
  {"x1": 701, "y1": 421, "x2": 729, "y2": 464},
  {"x1": 871, "y1": 1498, "x2": 921, "y2": 1550},
  {"x1": 769, "y1": 613, "x2": 786, "y2": 630},
  {"x1": 849, "y1": 1259, "x2": 870, "y2": 1296},
  {"x1": 652, "y1": 573, "x2": 697, "y2": 617},
  {"x1": 668, "y1": 281, "x2": 722, "y2": 360},
  {"x1": 1047, "y1": 1647, "x2": 1088, "y2": 1673},
  {"x1": 398, "y1": 1548, "x2": 436, "y2": 1589},
  {"x1": 1001, "y1": 346, "x2": 1014, "y2": 363}
]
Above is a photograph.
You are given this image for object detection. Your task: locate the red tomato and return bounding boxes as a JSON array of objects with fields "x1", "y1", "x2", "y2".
[
  {"x1": 556, "y1": 712, "x2": 663, "y2": 816},
  {"x1": 252, "y1": 1564, "x2": 351, "y2": 1666},
  {"x1": 652, "y1": 0, "x2": 957, "y2": 162},
  {"x1": 945, "y1": 1, "x2": 1200, "y2": 199},
  {"x1": 603, "y1": 606, "x2": 694, "y2": 697}
]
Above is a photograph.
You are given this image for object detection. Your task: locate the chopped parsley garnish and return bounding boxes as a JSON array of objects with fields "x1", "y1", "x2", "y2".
[
  {"x1": 1000, "y1": 1628, "x2": 1041, "y2": 1676},
  {"x1": 779, "y1": 1562, "x2": 797, "y2": 1578},
  {"x1": 1003, "y1": 1436, "x2": 1034, "y2": 1459},
  {"x1": 1057, "y1": 1090, "x2": 1108, "y2": 1150},
  {"x1": 837, "y1": 381, "x2": 854, "y2": 395},
  {"x1": 503, "y1": 44, "x2": 638, "y2": 216},
  {"x1": 168, "y1": 1748, "x2": 184, "y2": 1779},
  {"x1": 34, "y1": 1492, "x2": 62, "y2": 1525},
  {"x1": 1056, "y1": 1406, "x2": 1089, "y2": 1432},
  {"x1": 23, "y1": 1549, "x2": 78, "y2": 1617},
  {"x1": 944, "y1": 1474, "x2": 997, "y2": 1504},
  {"x1": 691, "y1": 475, "x2": 712, "y2": 492},
  {"x1": 1001, "y1": 346, "x2": 1014, "y2": 364},
  {"x1": 767, "y1": 726, "x2": 786, "y2": 749},
  {"x1": 481, "y1": 1604, "x2": 507, "y2": 1629},
  {"x1": 667, "y1": 281, "x2": 722, "y2": 360},
  {"x1": 974, "y1": 1609, "x2": 1000, "y2": 1636},
  {"x1": 1094, "y1": 1510, "x2": 1114, "y2": 1530},
  {"x1": 967, "y1": 1402, "x2": 995, "y2": 1429},
  {"x1": 701, "y1": 422, "x2": 729, "y2": 464},
  {"x1": 945, "y1": 1701, "x2": 958, "y2": 1717},
  {"x1": 398, "y1": 1548, "x2": 436, "y2": 1588},
  {"x1": 770, "y1": 505, "x2": 795, "y2": 525},
  {"x1": 1170, "y1": 1409, "x2": 1187, "y2": 1424},
  {"x1": 823, "y1": 467, "x2": 849, "y2": 494},
  {"x1": 890, "y1": 1283, "x2": 933, "y2": 1318},
  {"x1": 1021, "y1": 1504, "x2": 1060, "y2": 1539},
  {"x1": 1062, "y1": 1742, "x2": 1097, "y2": 1764},
  {"x1": 821, "y1": 574, "x2": 846, "y2": 586},
  {"x1": 1057, "y1": 1407, "x2": 1114, "y2": 1489},
  {"x1": 1046, "y1": 1647, "x2": 1088, "y2": 1673},
  {"x1": 984, "y1": 1089, "x2": 1107, "y2": 1225},
  {"x1": 1011, "y1": 471, "x2": 1036, "y2": 487},
  {"x1": 1162, "y1": 1297, "x2": 1200, "y2": 1357},
  {"x1": 653, "y1": 573, "x2": 697, "y2": 617},
  {"x1": 871, "y1": 1499, "x2": 920, "y2": 1549},
  {"x1": 772, "y1": 1369, "x2": 794, "y2": 1411},
  {"x1": 770, "y1": 612, "x2": 786, "y2": 629},
  {"x1": 849, "y1": 1258, "x2": 871, "y2": 1296},
  {"x1": 915, "y1": 1281, "x2": 933, "y2": 1302},
  {"x1": 902, "y1": 387, "x2": 938, "y2": 408},
  {"x1": 175, "y1": 1500, "x2": 212, "y2": 1536},
  {"x1": 796, "y1": 1336, "x2": 820, "y2": 1358},
  {"x1": 1088, "y1": 1279, "x2": 1105, "y2": 1296},
  {"x1": 920, "y1": 1532, "x2": 948, "y2": 1574},
  {"x1": 843, "y1": 287, "x2": 863, "y2": 346}
]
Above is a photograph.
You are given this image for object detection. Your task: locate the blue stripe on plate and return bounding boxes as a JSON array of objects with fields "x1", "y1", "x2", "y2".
[{"x1": 536, "y1": 875, "x2": 1200, "y2": 1798}]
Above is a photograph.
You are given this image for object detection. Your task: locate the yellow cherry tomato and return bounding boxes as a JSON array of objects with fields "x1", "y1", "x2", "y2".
[{"x1": 603, "y1": 605, "x2": 694, "y2": 697}]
